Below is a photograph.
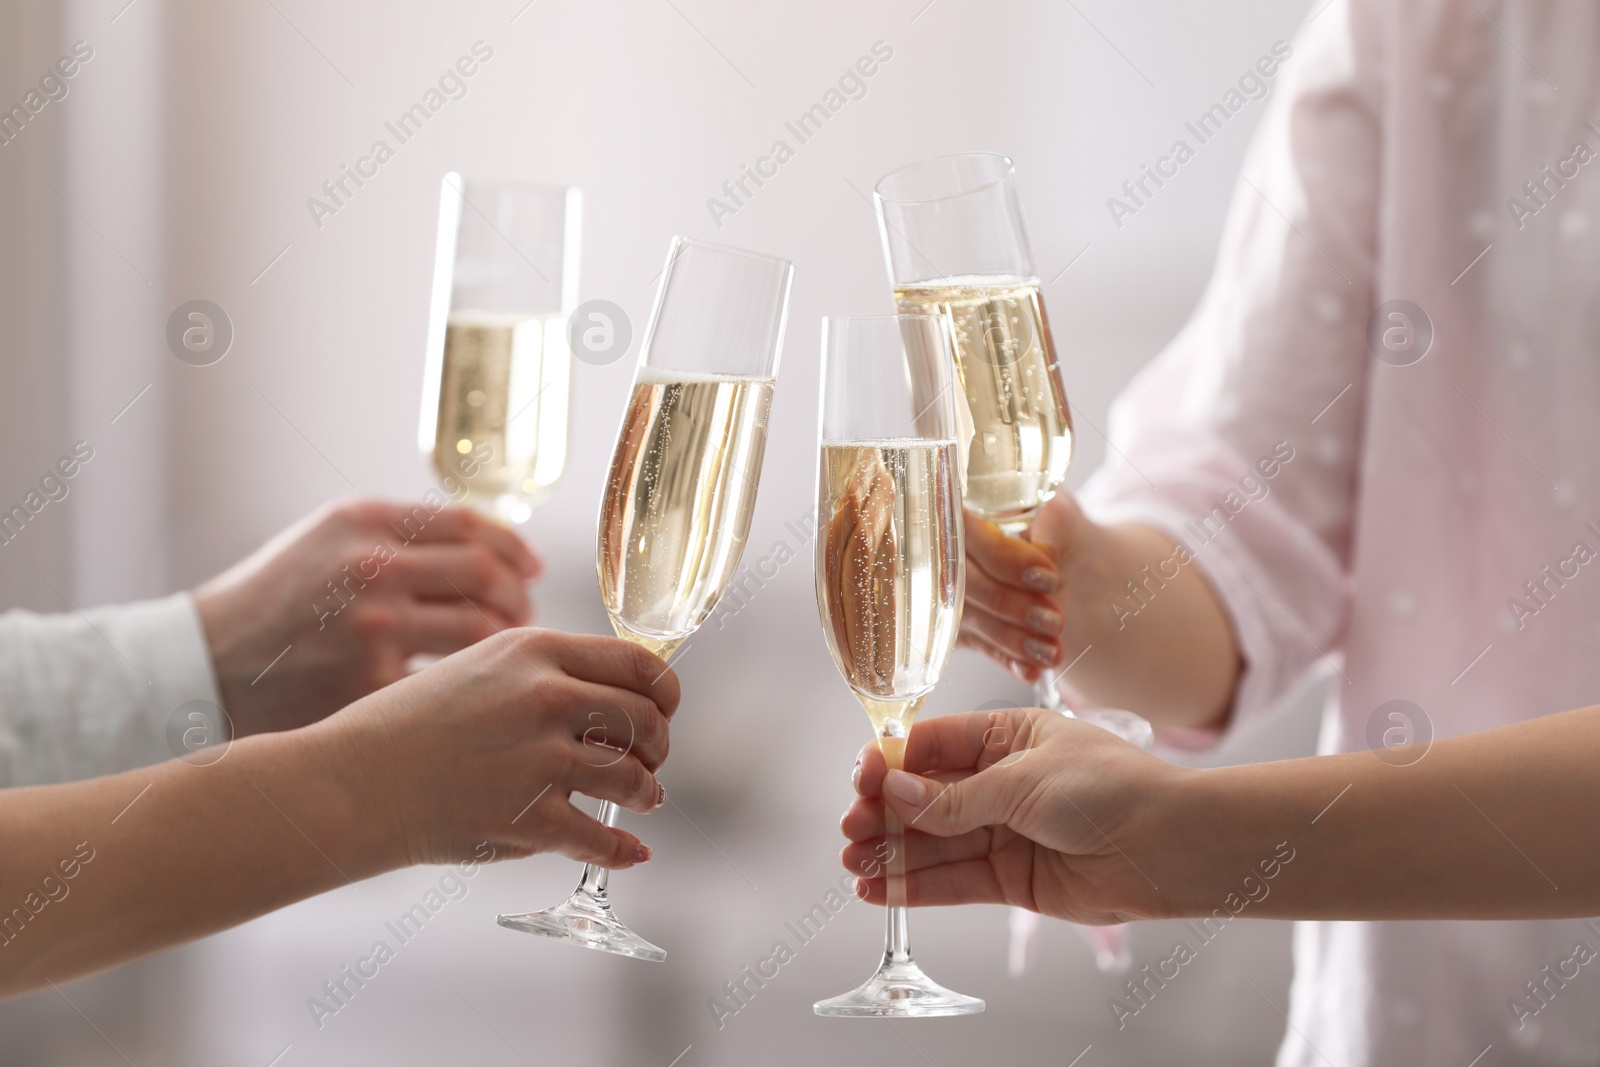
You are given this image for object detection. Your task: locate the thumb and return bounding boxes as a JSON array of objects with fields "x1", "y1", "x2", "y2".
[{"x1": 883, "y1": 763, "x2": 1026, "y2": 838}]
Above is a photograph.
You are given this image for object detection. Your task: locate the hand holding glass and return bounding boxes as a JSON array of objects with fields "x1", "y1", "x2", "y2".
[
  {"x1": 878, "y1": 154, "x2": 1151, "y2": 975},
  {"x1": 812, "y1": 314, "x2": 984, "y2": 1017},
  {"x1": 497, "y1": 237, "x2": 793, "y2": 961}
]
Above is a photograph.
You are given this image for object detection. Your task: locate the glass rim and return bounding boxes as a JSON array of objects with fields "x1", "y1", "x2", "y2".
[
  {"x1": 636, "y1": 235, "x2": 793, "y2": 378},
  {"x1": 664, "y1": 234, "x2": 795, "y2": 269},
  {"x1": 440, "y1": 172, "x2": 581, "y2": 199},
  {"x1": 873, "y1": 152, "x2": 1016, "y2": 206}
]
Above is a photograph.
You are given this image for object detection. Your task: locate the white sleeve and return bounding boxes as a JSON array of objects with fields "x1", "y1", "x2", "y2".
[
  {"x1": 0, "y1": 593, "x2": 222, "y2": 788},
  {"x1": 1076, "y1": 0, "x2": 1382, "y2": 745}
]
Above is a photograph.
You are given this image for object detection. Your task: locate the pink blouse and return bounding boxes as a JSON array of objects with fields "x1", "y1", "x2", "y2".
[{"x1": 1079, "y1": 1, "x2": 1600, "y2": 1062}]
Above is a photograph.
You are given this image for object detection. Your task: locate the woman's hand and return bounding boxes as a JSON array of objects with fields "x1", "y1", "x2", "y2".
[
  {"x1": 0, "y1": 626, "x2": 675, "y2": 996},
  {"x1": 958, "y1": 496, "x2": 1093, "y2": 682},
  {"x1": 846, "y1": 704, "x2": 1600, "y2": 927},
  {"x1": 961, "y1": 498, "x2": 1240, "y2": 730},
  {"x1": 318, "y1": 626, "x2": 678, "y2": 870},
  {"x1": 195, "y1": 499, "x2": 542, "y2": 737},
  {"x1": 840, "y1": 708, "x2": 1183, "y2": 924}
]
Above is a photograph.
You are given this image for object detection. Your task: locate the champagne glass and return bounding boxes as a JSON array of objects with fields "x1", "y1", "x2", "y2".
[
  {"x1": 877, "y1": 154, "x2": 1150, "y2": 975},
  {"x1": 419, "y1": 174, "x2": 581, "y2": 524},
  {"x1": 874, "y1": 154, "x2": 1071, "y2": 707},
  {"x1": 813, "y1": 314, "x2": 984, "y2": 1017},
  {"x1": 497, "y1": 236, "x2": 793, "y2": 961},
  {"x1": 875, "y1": 154, "x2": 1153, "y2": 741}
]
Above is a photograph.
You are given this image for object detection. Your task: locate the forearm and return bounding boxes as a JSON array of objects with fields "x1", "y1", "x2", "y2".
[
  {"x1": 1156, "y1": 706, "x2": 1600, "y2": 920},
  {"x1": 1064, "y1": 522, "x2": 1239, "y2": 730},
  {"x1": 0, "y1": 726, "x2": 393, "y2": 997}
]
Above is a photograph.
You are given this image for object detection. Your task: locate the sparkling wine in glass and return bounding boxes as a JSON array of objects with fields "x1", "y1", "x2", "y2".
[
  {"x1": 876, "y1": 154, "x2": 1070, "y2": 533},
  {"x1": 496, "y1": 236, "x2": 793, "y2": 961},
  {"x1": 419, "y1": 174, "x2": 581, "y2": 525},
  {"x1": 812, "y1": 314, "x2": 984, "y2": 1018}
]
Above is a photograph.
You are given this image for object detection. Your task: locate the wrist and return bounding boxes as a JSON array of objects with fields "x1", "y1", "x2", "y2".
[
  {"x1": 1149, "y1": 763, "x2": 1304, "y2": 921},
  {"x1": 1056, "y1": 515, "x2": 1119, "y2": 639},
  {"x1": 273, "y1": 712, "x2": 413, "y2": 879},
  {"x1": 1107, "y1": 762, "x2": 1206, "y2": 921},
  {"x1": 193, "y1": 582, "x2": 260, "y2": 735}
]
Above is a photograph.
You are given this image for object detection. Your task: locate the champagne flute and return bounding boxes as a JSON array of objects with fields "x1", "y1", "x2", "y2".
[
  {"x1": 497, "y1": 236, "x2": 793, "y2": 961},
  {"x1": 875, "y1": 154, "x2": 1153, "y2": 744},
  {"x1": 877, "y1": 154, "x2": 1149, "y2": 976},
  {"x1": 419, "y1": 174, "x2": 581, "y2": 524},
  {"x1": 812, "y1": 314, "x2": 984, "y2": 1018}
]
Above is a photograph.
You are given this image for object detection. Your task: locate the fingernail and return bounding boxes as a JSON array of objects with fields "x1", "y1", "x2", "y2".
[
  {"x1": 1022, "y1": 566, "x2": 1057, "y2": 593},
  {"x1": 632, "y1": 842, "x2": 652, "y2": 864},
  {"x1": 655, "y1": 782, "x2": 666, "y2": 809},
  {"x1": 852, "y1": 754, "x2": 864, "y2": 790},
  {"x1": 1024, "y1": 638, "x2": 1058, "y2": 666},
  {"x1": 884, "y1": 770, "x2": 927, "y2": 806},
  {"x1": 1026, "y1": 605, "x2": 1063, "y2": 634},
  {"x1": 853, "y1": 877, "x2": 870, "y2": 900}
]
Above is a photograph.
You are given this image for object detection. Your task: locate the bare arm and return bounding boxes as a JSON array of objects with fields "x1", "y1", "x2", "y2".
[
  {"x1": 0, "y1": 628, "x2": 677, "y2": 998},
  {"x1": 0, "y1": 730, "x2": 378, "y2": 994},
  {"x1": 844, "y1": 705, "x2": 1600, "y2": 923},
  {"x1": 1175, "y1": 706, "x2": 1598, "y2": 921},
  {"x1": 960, "y1": 499, "x2": 1240, "y2": 730}
]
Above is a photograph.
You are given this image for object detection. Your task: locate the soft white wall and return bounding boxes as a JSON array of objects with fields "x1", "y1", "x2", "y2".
[
  {"x1": 0, "y1": 0, "x2": 71, "y2": 614},
  {"x1": 63, "y1": 0, "x2": 170, "y2": 607},
  {"x1": 0, "y1": 2, "x2": 1322, "y2": 1064},
  {"x1": 0, "y1": 0, "x2": 169, "y2": 612}
]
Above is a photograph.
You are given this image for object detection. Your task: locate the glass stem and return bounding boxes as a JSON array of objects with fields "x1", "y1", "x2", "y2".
[
  {"x1": 573, "y1": 800, "x2": 619, "y2": 901},
  {"x1": 1034, "y1": 672, "x2": 1062, "y2": 712},
  {"x1": 1006, "y1": 520, "x2": 1065, "y2": 715},
  {"x1": 885, "y1": 891, "x2": 912, "y2": 966},
  {"x1": 879, "y1": 722, "x2": 914, "y2": 968}
]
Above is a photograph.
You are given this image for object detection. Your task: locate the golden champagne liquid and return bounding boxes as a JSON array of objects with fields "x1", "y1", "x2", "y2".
[
  {"x1": 432, "y1": 310, "x2": 570, "y2": 518},
  {"x1": 597, "y1": 372, "x2": 774, "y2": 658},
  {"x1": 816, "y1": 440, "x2": 964, "y2": 735},
  {"x1": 894, "y1": 279, "x2": 1073, "y2": 530}
]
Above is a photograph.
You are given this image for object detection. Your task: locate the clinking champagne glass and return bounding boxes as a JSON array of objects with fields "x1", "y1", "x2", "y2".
[
  {"x1": 876, "y1": 153, "x2": 1150, "y2": 974},
  {"x1": 812, "y1": 314, "x2": 984, "y2": 1018},
  {"x1": 496, "y1": 236, "x2": 793, "y2": 961},
  {"x1": 874, "y1": 154, "x2": 1154, "y2": 744},
  {"x1": 419, "y1": 174, "x2": 581, "y2": 525}
]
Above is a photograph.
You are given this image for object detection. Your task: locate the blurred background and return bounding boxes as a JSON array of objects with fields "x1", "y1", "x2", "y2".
[{"x1": 0, "y1": 0, "x2": 1324, "y2": 1062}]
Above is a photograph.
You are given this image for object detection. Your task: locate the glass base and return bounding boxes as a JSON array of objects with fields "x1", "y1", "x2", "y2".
[
  {"x1": 814, "y1": 959, "x2": 985, "y2": 1018},
  {"x1": 497, "y1": 891, "x2": 667, "y2": 963}
]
